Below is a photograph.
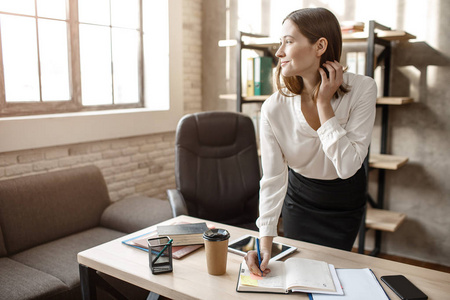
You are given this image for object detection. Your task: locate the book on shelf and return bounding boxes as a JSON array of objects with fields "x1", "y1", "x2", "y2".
[
  {"x1": 121, "y1": 230, "x2": 203, "y2": 259},
  {"x1": 309, "y1": 268, "x2": 389, "y2": 300},
  {"x1": 157, "y1": 222, "x2": 209, "y2": 246},
  {"x1": 236, "y1": 257, "x2": 343, "y2": 295},
  {"x1": 254, "y1": 56, "x2": 273, "y2": 96},
  {"x1": 246, "y1": 57, "x2": 254, "y2": 96},
  {"x1": 340, "y1": 21, "x2": 365, "y2": 33}
]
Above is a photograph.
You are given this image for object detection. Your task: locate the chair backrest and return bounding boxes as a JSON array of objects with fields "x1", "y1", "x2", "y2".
[{"x1": 175, "y1": 111, "x2": 260, "y2": 226}]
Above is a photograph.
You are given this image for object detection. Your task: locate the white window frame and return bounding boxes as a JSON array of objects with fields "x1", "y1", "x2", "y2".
[{"x1": 0, "y1": 0, "x2": 183, "y2": 153}]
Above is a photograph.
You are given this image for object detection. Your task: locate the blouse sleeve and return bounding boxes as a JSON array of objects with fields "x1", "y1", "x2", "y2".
[
  {"x1": 317, "y1": 77, "x2": 377, "y2": 179},
  {"x1": 256, "y1": 106, "x2": 289, "y2": 237}
]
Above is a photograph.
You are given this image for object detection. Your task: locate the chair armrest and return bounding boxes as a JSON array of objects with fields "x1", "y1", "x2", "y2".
[
  {"x1": 166, "y1": 189, "x2": 188, "y2": 217},
  {"x1": 100, "y1": 196, "x2": 172, "y2": 233}
]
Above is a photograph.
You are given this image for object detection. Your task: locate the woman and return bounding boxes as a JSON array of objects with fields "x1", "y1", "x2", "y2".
[{"x1": 245, "y1": 7, "x2": 377, "y2": 276}]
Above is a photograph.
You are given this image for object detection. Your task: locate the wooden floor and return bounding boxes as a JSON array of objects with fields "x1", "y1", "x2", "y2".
[{"x1": 352, "y1": 249, "x2": 450, "y2": 273}]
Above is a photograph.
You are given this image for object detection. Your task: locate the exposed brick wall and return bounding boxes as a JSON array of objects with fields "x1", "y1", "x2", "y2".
[
  {"x1": 0, "y1": 133, "x2": 175, "y2": 201},
  {"x1": 183, "y1": 0, "x2": 202, "y2": 115},
  {"x1": 0, "y1": 0, "x2": 203, "y2": 202}
]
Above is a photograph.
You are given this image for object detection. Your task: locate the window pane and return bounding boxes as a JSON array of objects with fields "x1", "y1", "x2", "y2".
[
  {"x1": 38, "y1": 19, "x2": 70, "y2": 101},
  {"x1": 78, "y1": 0, "x2": 110, "y2": 26},
  {"x1": 37, "y1": 0, "x2": 67, "y2": 20},
  {"x1": 79, "y1": 24, "x2": 112, "y2": 105},
  {"x1": 0, "y1": 0, "x2": 35, "y2": 15},
  {"x1": 0, "y1": 15, "x2": 40, "y2": 102},
  {"x1": 143, "y1": 0, "x2": 169, "y2": 110},
  {"x1": 112, "y1": 28, "x2": 139, "y2": 104},
  {"x1": 111, "y1": 0, "x2": 139, "y2": 29}
]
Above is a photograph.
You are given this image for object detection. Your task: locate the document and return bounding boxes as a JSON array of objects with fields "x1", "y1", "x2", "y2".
[
  {"x1": 122, "y1": 229, "x2": 202, "y2": 259},
  {"x1": 157, "y1": 222, "x2": 209, "y2": 246},
  {"x1": 309, "y1": 268, "x2": 389, "y2": 300}
]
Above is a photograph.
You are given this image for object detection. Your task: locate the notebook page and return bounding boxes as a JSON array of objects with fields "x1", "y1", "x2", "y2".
[{"x1": 311, "y1": 268, "x2": 389, "y2": 300}]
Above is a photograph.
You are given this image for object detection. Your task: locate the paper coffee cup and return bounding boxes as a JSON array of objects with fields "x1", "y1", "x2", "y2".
[{"x1": 203, "y1": 228, "x2": 230, "y2": 275}]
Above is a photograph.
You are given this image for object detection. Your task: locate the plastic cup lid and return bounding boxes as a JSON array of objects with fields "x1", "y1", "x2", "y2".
[{"x1": 202, "y1": 228, "x2": 230, "y2": 241}]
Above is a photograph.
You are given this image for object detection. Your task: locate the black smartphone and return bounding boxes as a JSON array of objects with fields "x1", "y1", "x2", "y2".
[{"x1": 381, "y1": 275, "x2": 428, "y2": 300}]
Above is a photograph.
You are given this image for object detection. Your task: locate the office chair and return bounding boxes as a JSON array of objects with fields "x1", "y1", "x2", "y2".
[{"x1": 167, "y1": 111, "x2": 261, "y2": 230}]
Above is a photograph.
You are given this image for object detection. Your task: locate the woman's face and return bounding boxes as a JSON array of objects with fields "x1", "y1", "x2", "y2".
[{"x1": 276, "y1": 19, "x2": 320, "y2": 78}]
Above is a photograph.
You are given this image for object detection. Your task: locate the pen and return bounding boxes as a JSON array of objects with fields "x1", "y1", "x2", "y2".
[
  {"x1": 152, "y1": 238, "x2": 173, "y2": 264},
  {"x1": 256, "y1": 237, "x2": 263, "y2": 276}
]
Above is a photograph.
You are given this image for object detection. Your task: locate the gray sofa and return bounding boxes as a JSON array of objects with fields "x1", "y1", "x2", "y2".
[{"x1": 0, "y1": 165, "x2": 172, "y2": 300}]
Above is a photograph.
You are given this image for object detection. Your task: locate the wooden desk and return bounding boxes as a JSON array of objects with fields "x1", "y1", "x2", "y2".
[{"x1": 78, "y1": 216, "x2": 450, "y2": 299}]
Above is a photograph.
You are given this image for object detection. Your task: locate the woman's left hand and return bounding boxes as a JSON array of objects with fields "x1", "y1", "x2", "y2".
[{"x1": 317, "y1": 60, "x2": 344, "y2": 105}]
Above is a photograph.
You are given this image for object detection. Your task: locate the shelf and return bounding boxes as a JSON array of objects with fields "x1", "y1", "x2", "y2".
[
  {"x1": 219, "y1": 29, "x2": 416, "y2": 48},
  {"x1": 343, "y1": 29, "x2": 416, "y2": 42},
  {"x1": 354, "y1": 21, "x2": 412, "y2": 256},
  {"x1": 219, "y1": 94, "x2": 237, "y2": 100},
  {"x1": 342, "y1": 31, "x2": 369, "y2": 42},
  {"x1": 369, "y1": 154, "x2": 409, "y2": 170},
  {"x1": 218, "y1": 37, "x2": 278, "y2": 49},
  {"x1": 376, "y1": 97, "x2": 414, "y2": 105},
  {"x1": 366, "y1": 207, "x2": 406, "y2": 232},
  {"x1": 245, "y1": 37, "x2": 279, "y2": 48},
  {"x1": 222, "y1": 95, "x2": 415, "y2": 106},
  {"x1": 219, "y1": 94, "x2": 269, "y2": 102},
  {"x1": 376, "y1": 30, "x2": 416, "y2": 41}
]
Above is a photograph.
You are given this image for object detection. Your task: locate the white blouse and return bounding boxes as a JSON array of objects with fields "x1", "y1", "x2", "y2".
[{"x1": 257, "y1": 72, "x2": 377, "y2": 237}]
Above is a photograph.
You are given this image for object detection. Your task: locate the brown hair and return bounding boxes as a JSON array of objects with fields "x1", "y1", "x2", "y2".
[{"x1": 275, "y1": 7, "x2": 350, "y2": 99}]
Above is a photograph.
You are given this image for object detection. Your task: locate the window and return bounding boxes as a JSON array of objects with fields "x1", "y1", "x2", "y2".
[{"x1": 0, "y1": 0, "x2": 169, "y2": 116}]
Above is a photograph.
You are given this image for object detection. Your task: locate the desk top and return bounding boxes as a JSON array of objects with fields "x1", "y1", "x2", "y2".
[{"x1": 78, "y1": 216, "x2": 450, "y2": 299}]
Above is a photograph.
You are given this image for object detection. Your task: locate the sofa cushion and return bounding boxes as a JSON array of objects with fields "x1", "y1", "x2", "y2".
[
  {"x1": 0, "y1": 166, "x2": 111, "y2": 255},
  {"x1": 0, "y1": 257, "x2": 68, "y2": 300},
  {"x1": 101, "y1": 196, "x2": 172, "y2": 233},
  {"x1": 10, "y1": 227, "x2": 125, "y2": 289}
]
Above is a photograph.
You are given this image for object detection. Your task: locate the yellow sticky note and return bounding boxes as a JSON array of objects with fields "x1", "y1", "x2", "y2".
[{"x1": 240, "y1": 275, "x2": 259, "y2": 286}]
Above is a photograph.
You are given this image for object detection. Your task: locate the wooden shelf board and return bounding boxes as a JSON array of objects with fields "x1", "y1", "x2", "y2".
[
  {"x1": 366, "y1": 207, "x2": 406, "y2": 232},
  {"x1": 220, "y1": 29, "x2": 416, "y2": 47},
  {"x1": 243, "y1": 95, "x2": 269, "y2": 101},
  {"x1": 377, "y1": 97, "x2": 414, "y2": 105},
  {"x1": 219, "y1": 94, "x2": 237, "y2": 100},
  {"x1": 245, "y1": 37, "x2": 279, "y2": 48},
  {"x1": 369, "y1": 154, "x2": 408, "y2": 170},
  {"x1": 219, "y1": 94, "x2": 269, "y2": 102},
  {"x1": 342, "y1": 30, "x2": 416, "y2": 43},
  {"x1": 218, "y1": 38, "x2": 279, "y2": 48},
  {"x1": 377, "y1": 30, "x2": 416, "y2": 41},
  {"x1": 247, "y1": 30, "x2": 415, "y2": 45},
  {"x1": 342, "y1": 31, "x2": 368, "y2": 42}
]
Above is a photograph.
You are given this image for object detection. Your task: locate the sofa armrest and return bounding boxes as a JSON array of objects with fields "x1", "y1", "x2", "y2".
[
  {"x1": 100, "y1": 196, "x2": 172, "y2": 234},
  {"x1": 167, "y1": 189, "x2": 188, "y2": 217}
]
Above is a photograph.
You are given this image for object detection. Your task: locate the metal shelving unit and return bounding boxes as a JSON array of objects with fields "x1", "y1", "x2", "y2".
[{"x1": 357, "y1": 20, "x2": 414, "y2": 256}]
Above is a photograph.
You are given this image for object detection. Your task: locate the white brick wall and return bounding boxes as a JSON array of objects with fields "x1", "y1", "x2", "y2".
[{"x1": 0, "y1": 0, "x2": 203, "y2": 202}]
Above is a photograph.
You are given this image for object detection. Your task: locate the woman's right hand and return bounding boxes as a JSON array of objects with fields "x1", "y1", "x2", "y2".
[{"x1": 244, "y1": 236, "x2": 273, "y2": 276}]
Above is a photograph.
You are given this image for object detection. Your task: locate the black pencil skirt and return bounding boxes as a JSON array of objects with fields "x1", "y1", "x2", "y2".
[{"x1": 281, "y1": 167, "x2": 366, "y2": 251}]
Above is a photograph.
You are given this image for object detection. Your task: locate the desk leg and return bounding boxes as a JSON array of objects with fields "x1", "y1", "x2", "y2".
[{"x1": 79, "y1": 264, "x2": 97, "y2": 300}]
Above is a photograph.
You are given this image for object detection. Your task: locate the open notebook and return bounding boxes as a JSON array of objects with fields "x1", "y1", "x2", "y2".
[{"x1": 237, "y1": 257, "x2": 343, "y2": 295}]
